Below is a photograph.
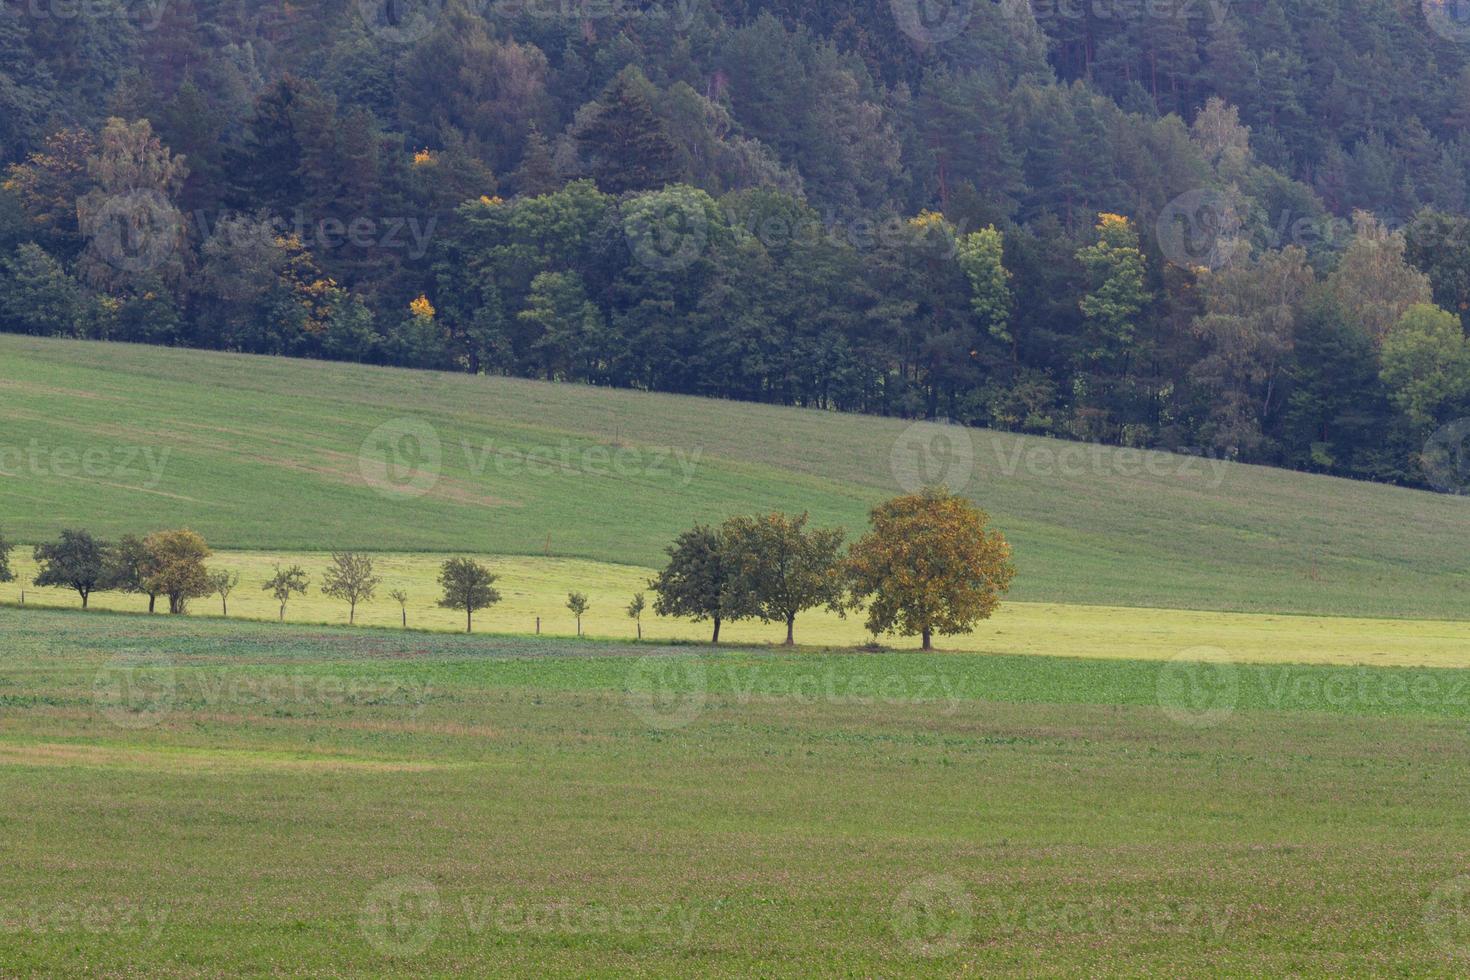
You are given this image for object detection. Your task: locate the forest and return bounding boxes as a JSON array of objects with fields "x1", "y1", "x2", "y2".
[{"x1": 5, "y1": 0, "x2": 1470, "y2": 487}]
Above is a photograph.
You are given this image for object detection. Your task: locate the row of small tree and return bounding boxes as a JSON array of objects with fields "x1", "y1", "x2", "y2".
[
  {"x1": 649, "y1": 488, "x2": 1015, "y2": 650},
  {"x1": 0, "y1": 527, "x2": 606, "y2": 634},
  {"x1": 0, "y1": 488, "x2": 1014, "y2": 648}
]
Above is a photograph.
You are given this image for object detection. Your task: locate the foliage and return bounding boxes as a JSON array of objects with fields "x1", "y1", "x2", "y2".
[
  {"x1": 566, "y1": 591, "x2": 590, "y2": 635},
  {"x1": 320, "y1": 551, "x2": 380, "y2": 624},
  {"x1": 437, "y1": 557, "x2": 501, "y2": 632},
  {"x1": 650, "y1": 524, "x2": 747, "y2": 643},
  {"x1": 32, "y1": 529, "x2": 109, "y2": 608},
  {"x1": 721, "y1": 512, "x2": 846, "y2": 645},
  {"x1": 209, "y1": 569, "x2": 240, "y2": 616},
  {"x1": 104, "y1": 534, "x2": 160, "y2": 611},
  {"x1": 1380, "y1": 304, "x2": 1470, "y2": 429},
  {"x1": 142, "y1": 528, "x2": 213, "y2": 614},
  {"x1": 0, "y1": 528, "x2": 12, "y2": 584},
  {"x1": 262, "y1": 564, "x2": 309, "y2": 621},
  {"x1": 846, "y1": 488, "x2": 1015, "y2": 650}
]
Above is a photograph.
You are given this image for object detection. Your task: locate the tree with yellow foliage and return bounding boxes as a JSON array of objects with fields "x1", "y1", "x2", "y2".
[
  {"x1": 846, "y1": 488, "x2": 1015, "y2": 651},
  {"x1": 142, "y1": 528, "x2": 213, "y2": 614}
]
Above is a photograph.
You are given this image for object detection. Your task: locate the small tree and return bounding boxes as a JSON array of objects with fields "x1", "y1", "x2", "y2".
[
  {"x1": 437, "y1": 557, "x2": 500, "y2": 633},
  {"x1": 722, "y1": 512, "x2": 846, "y2": 646},
  {"x1": 649, "y1": 524, "x2": 749, "y2": 644},
  {"x1": 209, "y1": 569, "x2": 239, "y2": 616},
  {"x1": 321, "y1": 551, "x2": 380, "y2": 625},
  {"x1": 105, "y1": 533, "x2": 161, "y2": 612},
  {"x1": 389, "y1": 589, "x2": 409, "y2": 628},
  {"x1": 627, "y1": 591, "x2": 645, "y2": 640},
  {"x1": 33, "y1": 529, "x2": 110, "y2": 609},
  {"x1": 567, "y1": 591, "x2": 590, "y2": 636},
  {"x1": 0, "y1": 528, "x2": 13, "y2": 585},
  {"x1": 846, "y1": 487, "x2": 1016, "y2": 651},
  {"x1": 143, "y1": 529, "x2": 213, "y2": 614},
  {"x1": 263, "y1": 564, "x2": 309, "y2": 622}
]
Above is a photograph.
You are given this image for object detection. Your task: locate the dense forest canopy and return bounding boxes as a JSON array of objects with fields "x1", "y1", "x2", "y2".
[{"x1": 5, "y1": 0, "x2": 1470, "y2": 488}]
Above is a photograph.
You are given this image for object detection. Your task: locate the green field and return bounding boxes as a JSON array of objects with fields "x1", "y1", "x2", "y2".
[
  {"x1": 5, "y1": 334, "x2": 1470, "y2": 618},
  {"x1": 2, "y1": 607, "x2": 1469, "y2": 975}
]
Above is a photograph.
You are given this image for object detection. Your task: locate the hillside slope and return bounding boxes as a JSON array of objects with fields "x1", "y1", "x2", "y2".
[{"x1": 3, "y1": 335, "x2": 1468, "y2": 617}]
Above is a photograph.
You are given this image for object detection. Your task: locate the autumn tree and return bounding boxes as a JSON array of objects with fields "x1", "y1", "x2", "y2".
[
  {"x1": 210, "y1": 569, "x2": 240, "y2": 617},
  {"x1": 437, "y1": 557, "x2": 500, "y2": 633},
  {"x1": 722, "y1": 512, "x2": 846, "y2": 646},
  {"x1": 956, "y1": 226, "x2": 1013, "y2": 352},
  {"x1": 846, "y1": 488, "x2": 1016, "y2": 650},
  {"x1": 104, "y1": 533, "x2": 161, "y2": 612},
  {"x1": 263, "y1": 564, "x2": 309, "y2": 621},
  {"x1": 1328, "y1": 212, "x2": 1433, "y2": 345},
  {"x1": 33, "y1": 530, "x2": 110, "y2": 608},
  {"x1": 650, "y1": 524, "x2": 748, "y2": 644},
  {"x1": 1075, "y1": 213, "x2": 1151, "y2": 369},
  {"x1": 627, "y1": 592, "x2": 645, "y2": 640},
  {"x1": 321, "y1": 550, "x2": 380, "y2": 624},
  {"x1": 567, "y1": 591, "x2": 590, "y2": 637},
  {"x1": 2, "y1": 128, "x2": 96, "y2": 256},
  {"x1": 143, "y1": 529, "x2": 213, "y2": 614},
  {"x1": 75, "y1": 117, "x2": 189, "y2": 293}
]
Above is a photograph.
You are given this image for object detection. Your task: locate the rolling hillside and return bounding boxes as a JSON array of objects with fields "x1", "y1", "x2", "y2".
[{"x1": 3, "y1": 334, "x2": 1469, "y2": 618}]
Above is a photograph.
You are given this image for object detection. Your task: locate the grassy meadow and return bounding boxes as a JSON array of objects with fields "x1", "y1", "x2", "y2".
[
  {"x1": 5, "y1": 334, "x2": 1470, "y2": 618},
  {"x1": 8, "y1": 336, "x2": 1470, "y2": 974},
  {"x1": 2, "y1": 608, "x2": 1469, "y2": 975}
]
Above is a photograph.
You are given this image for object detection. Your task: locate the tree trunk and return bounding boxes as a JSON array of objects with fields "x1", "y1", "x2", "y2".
[
  {"x1": 784, "y1": 615, "x2": 795, "y2": 646},
  {"x1": 349, "y1": 602, "x2": 355, "y2": 625},
  {"x1": 401, "y1": 608, "x2": 406, "y2": 628},
  {"x1": 279, "y1": 605, "x2": 285, "y2": 622},
  {"x1": 148, "y1": 594, "x2": 156, "y2": 614},
  {"x1": 636, "y1": 621, "x2": 641, "y2": 641},
  {"x1": 466, "y1": 608, "x2": 472, "y2": 633},
  {"x1": 711, "y1": 617, "x2": 721, "y2": 644},
  {"x1": 81, "y1": 591, "x2": 88, "y2": 609},
  {"x1": 922, "y1": 628, "x2": 933, "y2": 651}
]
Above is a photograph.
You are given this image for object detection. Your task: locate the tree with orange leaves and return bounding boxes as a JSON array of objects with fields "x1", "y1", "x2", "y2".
[{"x1": 846, "y1": 487, "x2": 1014, "y2": 651}]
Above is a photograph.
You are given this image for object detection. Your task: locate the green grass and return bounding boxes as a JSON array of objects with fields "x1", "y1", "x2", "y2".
[
  {"x1": 4, "y1": 334, "x2": 1470, "y2": 618},
  {"x1": 3, "y1": 606, "x2": 1470, "y2": 975}
]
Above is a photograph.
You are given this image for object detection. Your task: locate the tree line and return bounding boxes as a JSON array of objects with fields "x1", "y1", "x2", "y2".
[
  {"x1": 4, "y1": 1, "x2": 1470, "y2": 491},
  {"x1": 0, "y1": 488, "x2": 1017, "y2": 648}
]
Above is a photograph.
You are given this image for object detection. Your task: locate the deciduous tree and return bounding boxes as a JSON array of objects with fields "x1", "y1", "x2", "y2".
[
  {"x1": 846, "y1": 488, "x2": 1015, "y2": 650},
  {"x1": 143, "y1": 528, "x2": 212, "y2": 614},
  {"x1": 104, "y1": 533, "x2": 160, "y2": 612},
  {"x1": 567, "y1": 591, "x2": 590, "y2": 637},
  {"x1": 321, "y1": 550, "x2": 379, "y2": 624},
  {"x1": 722, "y1": 512, "x2": 846, "y2": 646},
  {"x1": 389, "y1": 588, "x2": 409, "y2": 628},
  {"x1": 263, "y1": 564, "x2": 309, "y2": 622},
  {"x1": 437, "y1": 557, "x2": 500, "y2": 633},
  {"x1": 650, "y1": 524, "x2": 747, "y2": 644},
  {"x1": 209, "y1": 569, "x2": 239, "y2": 616},
  {"x1": 627, "y1": 592, "x2": 645, "y2": 640},
  {"x1": 33, "y1": 529, "x2": 109, "y2": 608}
]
